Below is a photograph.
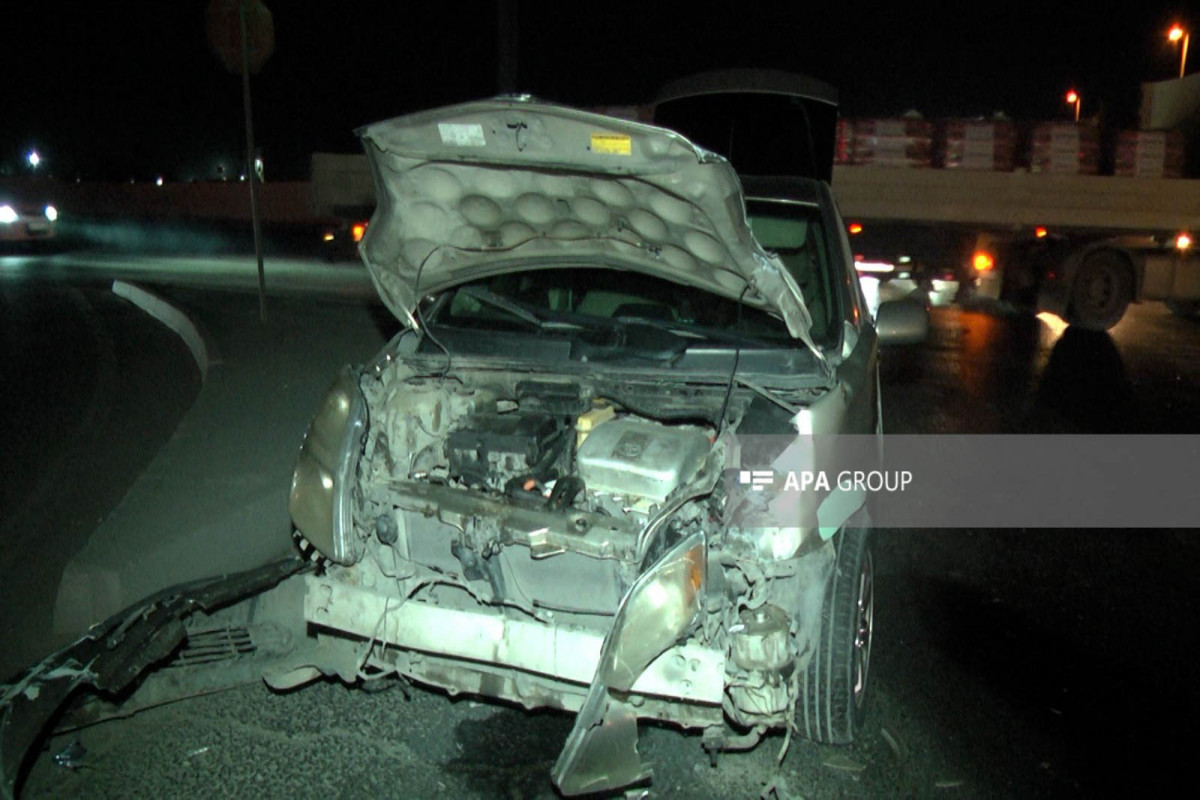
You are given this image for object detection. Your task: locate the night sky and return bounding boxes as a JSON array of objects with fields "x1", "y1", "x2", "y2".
[{"x1": 2, "y1": 1, "x2": 1192, "y2": 181}]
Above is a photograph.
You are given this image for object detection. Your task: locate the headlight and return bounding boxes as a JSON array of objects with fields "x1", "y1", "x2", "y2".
[
  {"x1": 0, "y1": 205, "x2": 16, "y2": 224},
  {"x1": 597, "y1": 532, "x2": 705, "y2": 692},
  {"x1": 44, "y1": 205, "x2": 57, "y2": 221},
  {"x1": 288, "y1": 367, "x2": 368, "y2": 565}
]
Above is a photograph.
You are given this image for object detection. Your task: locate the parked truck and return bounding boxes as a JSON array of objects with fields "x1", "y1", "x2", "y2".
[
  {"x1": 829, "y1": 165, "x2": 1200, "y2": 329},
  {"x1": 649, "y1": 72, "x2": 1200, "y2": 330}
]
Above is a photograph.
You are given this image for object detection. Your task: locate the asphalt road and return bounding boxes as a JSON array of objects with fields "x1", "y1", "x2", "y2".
[
  {"x1": 4, "y1": 250, "x2": 1199, "y2": 798},
  {"x1": 0, "y1": 276, "x2": 200, "y2": 677}
]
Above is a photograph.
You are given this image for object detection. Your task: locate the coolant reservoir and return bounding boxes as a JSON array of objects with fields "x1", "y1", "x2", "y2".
[
  {"x1": 575, "y1": 417, "x2": 711, "y2": 504},
  {"x1": 575, "y1": 402, "x2": 616, "y2": 450}
]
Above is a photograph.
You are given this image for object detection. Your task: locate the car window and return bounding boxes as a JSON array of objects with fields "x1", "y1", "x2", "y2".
[{"x1": 746, "y1": 200, "x2": 836, "y2": 347}]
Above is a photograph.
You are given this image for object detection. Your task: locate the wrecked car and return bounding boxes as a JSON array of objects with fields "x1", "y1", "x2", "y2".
[{"x1": 278, "y1": 96, "x2": 923, "y2": 795}]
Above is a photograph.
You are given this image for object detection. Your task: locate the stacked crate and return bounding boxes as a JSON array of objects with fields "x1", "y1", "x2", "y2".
[
  {"x1": 939, "y1": 118, "x2": 1017, "y2": 171},
  {"x1": 850, "y1": 115, "x2": 934, "y2": 168},
  {"x1": 1029, "y1": 122, "x2": 1101, "y2": 174},
  {"x1": 835, "y1": 118, "x2": 855, "y2": 165},
  {"x1": 1114, "y1": 130, "x2": 1185, "y2": 178}
]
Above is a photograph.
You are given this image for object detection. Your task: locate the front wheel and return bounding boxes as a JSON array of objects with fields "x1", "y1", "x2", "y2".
[
  {"x1": 1067, "y1": 250, "x2": 1133, "y2": 330},
  {"x1": 798, "y1": 526, "x2": 874, "y2": 744}
]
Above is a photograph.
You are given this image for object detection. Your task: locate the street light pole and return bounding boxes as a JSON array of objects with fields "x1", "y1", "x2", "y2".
[
  {"x1": 240, "y1": 0, "x2": 267, "y2": 323},
  {"x1": 1066, "y1": 90, "x2": 1081, "y2": 123}
]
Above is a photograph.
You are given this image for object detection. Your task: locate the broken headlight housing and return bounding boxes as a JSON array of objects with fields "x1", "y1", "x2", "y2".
[
  {"x1": 598, "y1": 532, "x2": 706, "y2": 692},
  {"x1": 288, "y1": 367, "x2": 367, "y2": 565}
]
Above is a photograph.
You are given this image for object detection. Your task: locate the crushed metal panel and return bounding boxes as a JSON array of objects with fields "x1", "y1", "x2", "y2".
[{"x1": 303, "y1": 575, "x2": 724, "y2": 704}]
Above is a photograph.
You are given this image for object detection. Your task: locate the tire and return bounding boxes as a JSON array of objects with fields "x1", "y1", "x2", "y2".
[
  {"x1": 1067, "y1": 250, "x2": 1133, "y2": 331},
  {"x1": 799, "y1": 526, "x2": 874, "y2": 744},
  {"x1": 1165, "y1": 299, "x2": 1200, "y2": 319}
]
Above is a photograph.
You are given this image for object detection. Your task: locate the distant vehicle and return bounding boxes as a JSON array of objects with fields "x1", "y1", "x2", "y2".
[
  {"x1": 843, "y1": 222, "x2": 961, "y2": 314},
  {"x1": 320, "y1": 215, "x2": 369, "y2": 262},
  {"x1": 0, "y1": 194, "x2": 58, "y2": 244}
]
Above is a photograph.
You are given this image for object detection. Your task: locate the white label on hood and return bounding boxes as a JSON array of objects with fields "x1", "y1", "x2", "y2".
[{"x1": 438, "y1": 123, "x2": 486, "y2": 147}]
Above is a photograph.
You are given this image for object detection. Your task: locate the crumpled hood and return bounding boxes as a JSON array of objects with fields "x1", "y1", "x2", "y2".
[{"x1": 356, "y1": 99, "x2": 820, "y2": 347}]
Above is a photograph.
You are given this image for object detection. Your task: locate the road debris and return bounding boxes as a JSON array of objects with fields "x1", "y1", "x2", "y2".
[
  {"x1": 880, "y1": 727, "x2": 907, "y2": 761},
  {"x1": 760, "y1": 773, "x2": 795, "y2": 800},
  {"x1": 822, "y1": 753, "x2": 866, "y2": 773},
  {"x1": 53, "y1": 739, "x2": 87, "y2": 770}
]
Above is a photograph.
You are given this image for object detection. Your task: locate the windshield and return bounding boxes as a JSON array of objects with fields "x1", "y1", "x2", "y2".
[
  {"x1": 433, "y1": 267, "x2": 793, "y2": 343},
  {"x1": 424, "y1": 200, "x2": 837, "y2": 352}
]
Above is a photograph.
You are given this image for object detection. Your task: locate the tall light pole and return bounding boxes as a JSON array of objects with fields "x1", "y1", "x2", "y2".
[
  {"x1": 1066, "y1": 89, "x2": 1081, "y2": 123},
  {"x1": 206, "y1": 0, "x2": 274, "y2": 323},
  {"x1": 1169, "y1": 25, "x2": 1190, "y2": 78}
]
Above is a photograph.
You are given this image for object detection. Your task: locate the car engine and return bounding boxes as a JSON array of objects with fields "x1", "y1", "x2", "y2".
[{"x1": 352, "y1": 358, "x2": 725, "y2": 618}]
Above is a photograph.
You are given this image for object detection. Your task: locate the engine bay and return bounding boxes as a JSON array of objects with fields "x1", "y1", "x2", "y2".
[{"x1": 351, "y1": 359, "x2": 730, "y2": 617}]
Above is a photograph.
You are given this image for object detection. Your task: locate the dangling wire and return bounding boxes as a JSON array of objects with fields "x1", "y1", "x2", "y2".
[
  {"x1": 410, "y1": 245, "x2": 453, "y2": 381},
  {"x1": 718, "y1": 281, "x2": 752, "y2": 433}
]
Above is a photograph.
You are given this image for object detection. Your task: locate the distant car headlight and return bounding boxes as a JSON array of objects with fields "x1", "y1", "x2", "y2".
[
  {"x1": 44, "y1": 205, "x2": 58, "y2": 222},
  {"x1": 0, "y1": 205, "x2": 16, "y2": 224},
  {"x1": 288, "y1": 367, "x2": 368, "y2": 565},
  {"x1": 597, "y1": 532, "x2": 706, "y2": 692}
]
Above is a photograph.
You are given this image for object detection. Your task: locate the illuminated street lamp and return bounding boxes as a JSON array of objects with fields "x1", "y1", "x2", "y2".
[
  {"x1": 1065, "y1": 89, "x2": 1081, "y2": 122},
  {"x1": 26, "y1": 150, "x2": 41, "y2": 169},
  {"x1": 1169, "y1": 25, "x2": 1190, "y2": 78}
]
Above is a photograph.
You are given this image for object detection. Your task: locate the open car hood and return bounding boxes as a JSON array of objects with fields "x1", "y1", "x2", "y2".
[{"x1": 356, "y1": 99, "x2": 819, "y2": 346}]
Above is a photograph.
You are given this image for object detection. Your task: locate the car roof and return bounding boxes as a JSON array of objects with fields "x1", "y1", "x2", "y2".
[
  {"x1": 652, "y1": 70, "x2": 839, "y2": 183},
  {"x1": 657, "y1": 69, "x2": 838, "y2": 107},
  {"x1": 740, "y1": 175, "x2": 824, "y2": 205}
]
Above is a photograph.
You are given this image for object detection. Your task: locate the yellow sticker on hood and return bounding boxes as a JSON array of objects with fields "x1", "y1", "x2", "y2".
[{"x1": 590, "y1": 133, "x2": 632, "y2": 155}]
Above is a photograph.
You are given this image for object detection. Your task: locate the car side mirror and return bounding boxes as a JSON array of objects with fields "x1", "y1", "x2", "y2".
[{"x1": 876, "y1": 299, "x2": 928, "y2": 345}]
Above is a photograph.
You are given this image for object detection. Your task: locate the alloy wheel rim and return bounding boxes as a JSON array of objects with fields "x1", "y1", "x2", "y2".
[{"x1": 852, "y1": 548, "x2": 874, "y2": 709}]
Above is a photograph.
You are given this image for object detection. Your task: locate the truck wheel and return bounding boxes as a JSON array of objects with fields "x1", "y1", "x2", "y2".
[
  {"x1": 1165, "y1": 300, "x2": 1200, "y2": 319},
  {"x1": 798, "y1": 526, "x2": 873, "y2": 744},
  {"x1": 1067, "y1": 250, "x2": 1133, "y2": 330}
]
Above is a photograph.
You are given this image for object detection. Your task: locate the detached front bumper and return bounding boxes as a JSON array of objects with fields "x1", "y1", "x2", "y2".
[{"x1": 0, "y1": 558, "x2": 304, "y2": 800}]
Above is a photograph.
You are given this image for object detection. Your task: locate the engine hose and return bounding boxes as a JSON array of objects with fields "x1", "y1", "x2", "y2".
[
  {"x1": 504, "y1": 476, "x2": 546, "y2": 506},
  {"x1": 547, "y1": 476, "x2": 585, "y2": 510},
  {"x1": 530, "y1": 424, "x2": 570, "y2": 480}
]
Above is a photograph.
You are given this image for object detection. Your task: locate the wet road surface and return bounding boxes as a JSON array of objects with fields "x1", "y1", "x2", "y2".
[{"x1": 4, "y1": 252, "x2": 1199, "y2": 797}]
